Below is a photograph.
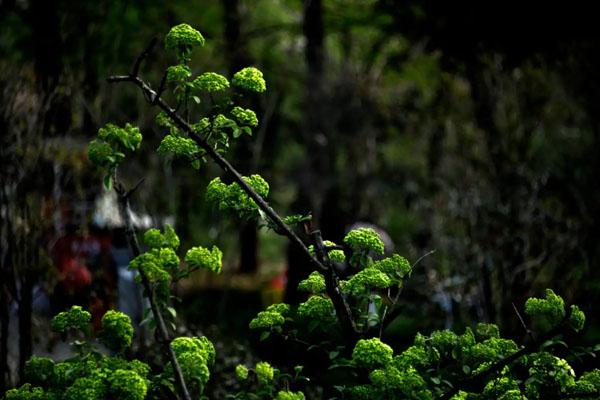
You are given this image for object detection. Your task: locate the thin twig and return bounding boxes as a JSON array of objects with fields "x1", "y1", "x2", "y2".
[
  {"x1": 512, "y1": 302, "x2": 535, "y2": 343},
  {"x1": 113, "y1": 179, "x2": 192, "y2": 400}
]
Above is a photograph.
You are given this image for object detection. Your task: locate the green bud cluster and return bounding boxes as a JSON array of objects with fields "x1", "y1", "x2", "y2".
[
  {"x1": 231, "y1": 67, "x2": 267, "y2": 93},
  {"x1": 193, "y1": 72, "x2": 230, "y2": 92},
  {"x1": 170, "y1": 336, "x2": 215, "y2": 391},
  {"x1": 352, "y1": 338, "x2": 394, "y2": 369},
  {"x1": 373, "y1": 254, "x2": 411, "y2": 285},
  {"x1": 343, "y1": 228, "x2": 385, "y2": 268},
  {"x1": 100, "y1": 310, "x2": 134, "y2": 352},
  {"x1": 12, "y1": 309, "x2": 149, "y2": 400},
  {"x1": 342, "y1": 267, "x2": 392, "y2": 296},
  {"x1": 235, "y1": 364, "x2": 249, "y2": 381},
  {"x1": 88, "y1": 123, "x2": 142, "y2": 189},
  {"x1": 249, "y1": 303, "x2": 290, "y2": 331},
  {"x1": 206, "y1": 175, "x2": 269, "y2": 220},
  {"x1": 308, "y1": 240, "x2": 346, "y2": 263},
  {"x1": 166, "y1": 64, "x2": 192, "y2": 84},
  {"x1": 276, "y1": 390, "x2": 306, "y2": 400},
  {"x1": 298, "y1": 271, "x2": 326, "y2": 294},
  {"x1": 185, "y1": 245, "x2": 223, "y2": 274},
  {"x1": 297, "y1": 295, "x2": 336, "y2": 325},
  {"x1": 157, "y1": 134, "x2": 199, "y2": 160},
  {"x1": 51, "y1": 305, "x2": 91, "y2": 333},
  {"x1": 525, "y1": 288, "x2": 566, "y2": 331},
  {"x1": 143, "y1": 225, "x2": 180, "y2": 250},
  {"x1": 231, "y1": 106, "x2": 259, "y2": 127},
  {"x1": 165, "y1": 23, "x2": 205, "y2": 63},
  {"x1": 255, "y1": 361, "x2": 274, "y2": 385}
]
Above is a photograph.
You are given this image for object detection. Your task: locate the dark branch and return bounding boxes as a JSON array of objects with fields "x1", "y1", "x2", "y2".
[
  {"x1": 113, "y1": 178, "x2": 192, "y2": 400},
  {"x1": 131, "y1": 37, "x2": 157, "y2": 77},
  {"x1": 310, "y1": 229, "x2": 360, "y2": 345}
]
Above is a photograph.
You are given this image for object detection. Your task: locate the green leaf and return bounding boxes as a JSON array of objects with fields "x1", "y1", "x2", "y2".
[
  {"x1": 259, "y1": 331, "x2": 271, "y2": 341},
  {"x1": 103, "y1": 174, "x2": 113, "y2": 190}
]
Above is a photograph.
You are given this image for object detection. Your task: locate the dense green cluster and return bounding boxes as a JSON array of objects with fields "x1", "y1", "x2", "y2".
[
  {"x1": 297, "y1": 295, "x2": 336, "y2": 325},
  {"x1": 249, "y1": 303, "x2": 290, "y2": 331},
  {"x1": 193, "y1": 72, "x2": 230, "y2": 92},
  {"x1": 231, "y1": 67, "x2": 267, "y2": 92},
  {"x1": 170, "y1": 336, "x2": 216, "y2": 391},
  {"x1": 206, "y1": 175, "x2": 269, "y2": 220},
  {"x1": 51, "y1": 305, "x2": 91, "y2": 334},
  {"x1": 231, "y1": 106, "x2": 259, "y2": 127},
  {"x1": 185, "y1": 245, "x2": 223, "y2": 274},
  {"x1": 9, "y1": 309, "x2": 149, "y2": 400},
  {"x1": 569, "y1": 304, "x2": 586, "y2": 332},
  {"x1": 352, "y1": 338, "x2": 394, "y2": 369},
  {"x1": 143, "y1": 225, "x2": 180, "y2": 249},
  {"x1": 525, "y1": 288, "x2": 566, "y2": 331},
  {"x1": 340, "y1": 293, "x2": 596, "y2": 399},
  {"x1": 236, "y1": 364, "x2": 249, "y2": 381},
  {"x1": 255, "y1": 361, "x2": 274, "y2": 385},
  {"x1": 100, "y1": 310, "x2": 134, "y2": 352},
  {"x1": 275, "y1": 390, "x2": 306, "y2": 400},
  {"x1": 157, "y1": 134, "x2": 199, "y2": 160},
  {"x1": 166, "y1": 64, "x2": 192, "y2": 84},
  {"x1": 342, "y1": 267, "x2": 392, "y2": 296},
  {"x1": 88, "y1": 123, "x2": 142, "y2": 188},
  {"x1": 298, "y1": 271, "x2": 326, "y2": 294},
  {"x1": 165, "y1": 23, "x2": 205, "y2": 62},
  {"x1": 373, "y1": 254, "x2": 411, "y2": 285},
  {"x1": 344, "y1": 228, "x2": 385, "y2": 267},
  {"x1": 308, "y1": 240, "x2": 346, "y2": 263}
]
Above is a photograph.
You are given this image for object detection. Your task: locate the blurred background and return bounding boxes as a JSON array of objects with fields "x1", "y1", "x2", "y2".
[{"x1": 2, "y1": 0, "x2": 600, "y2": 396}]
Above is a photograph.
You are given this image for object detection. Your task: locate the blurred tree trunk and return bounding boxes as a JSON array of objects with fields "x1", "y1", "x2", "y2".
[
  {"x1": 17, "y1": 279, "x2": 33, "y2": 383},
  {"x1": 224, "y1": 0, "x2": 259, "y2": 274},
  {"x1": 0, "y1": 284, "x2": 9, "y2": 392},
  {"x1": 286, "y1": 0, "x2": 327, "y2": 302}
]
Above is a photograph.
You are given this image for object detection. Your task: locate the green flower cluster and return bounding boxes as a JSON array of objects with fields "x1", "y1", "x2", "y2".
[
  {"x1": 255, "y1": 361, "x2": 274, "y2": 385},
  {"x1": 10, "y1": 309, "x2": 150, "y2": 400},
  {"x1": 157, "y1": 134, "x2": 199, "y2": 160},
  {"x1": 342, "y1": 267, "x2": 392, "y2": 296},
  {"x1": 170, "y1": 336, "x2": 215, "y2": 391},
  {"x1": 51, "y1": 305, "x2": 91, "y2": 333},
  {"x1": 88, "y1": 123, "x2": 142, "y2": 189},
  {"x1": 107, "y1": 369, "x2": 148, "y2": 400},
  {"x1": 342, "y1": 291, "x2": 595, "y2": 400},
  {"x1": 206, "y1": 175, "x2": 269, "y2": 220},
  {"x1": 231, "y1": 106, "x2": 258, "y2": 127},
  {"x1": 343, "y1": 228, "x2": 385, "y2": 267},
  {"x1": 166, "y1": 64, "x2": 192, "y2": 84},
  {"x1": 297, "y1": 295, "x2": 336, "y2": 325},
  {"x1": 368, "y1": 366, "x2": 430, "y2": 399},
  {"x1": 298, "y1": 271, "x2": 326, "y2": 294},
  {"x1": 165, "y1": 23, "x2": 205, "y2": 62},
  {"x1": 235, "y1": 364, "x2": 249, "y2": 380},
  {"x1": 352, "y1": 338, "x2": 394, "y2": 369},
  {"x1": 185, "y1": 245, "x2": 223, "y2": 274},
  {"x1": 525, "y1": 288, "x2": 566, "y2": 331},
  {"x1": 231, "y1": 67, "x2": 267, "y2": 92},
  {"x1": 249, "y1": 303, "x2": 290, "y2": 331},
  {"x1": 373, "y1": 254, "x2": 411, "y2": 285},
  {"x1": 193, "y1": 72, "x2": 230, "y2": 92},
  {"x1": 308, "y1": 240, "x2": 346, "y2": 263},
  {"x1": 569, "y1": 304, "x2": 586, "y2": 332},
  {"x1": 276, "y1": 390, "x2": 306, "y2": 400},
  {"x1": 143, "y1": 224, "x2": 180, "y2": 249},
  {"x1": 100, "y1": 310, "x2": 134, "y2": 352}
]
